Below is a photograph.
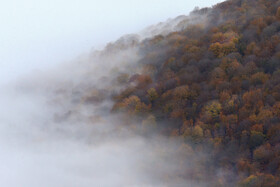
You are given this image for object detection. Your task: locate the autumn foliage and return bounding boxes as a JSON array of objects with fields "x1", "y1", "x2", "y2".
[{"x1": 111, "y1": 0, "x2": 280, "y2": 186}]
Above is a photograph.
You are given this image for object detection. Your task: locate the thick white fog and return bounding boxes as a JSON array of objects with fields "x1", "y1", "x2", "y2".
[
  {"x1": 0, "y1": 0, "x2": 224, "y2": 186},
  {"x1": 0, "y1": 47, "x2": 208, "y2": 186}
]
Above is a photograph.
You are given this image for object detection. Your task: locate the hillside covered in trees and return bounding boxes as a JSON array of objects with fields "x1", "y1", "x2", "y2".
[{"x1": 106, "y1": 0, "x2": 280, "y2": 186}]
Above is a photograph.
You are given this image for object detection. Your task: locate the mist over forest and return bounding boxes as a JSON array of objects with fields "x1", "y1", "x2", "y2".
[{"x1": 2, "y1": 0, "x2": 280, "y2": 186}]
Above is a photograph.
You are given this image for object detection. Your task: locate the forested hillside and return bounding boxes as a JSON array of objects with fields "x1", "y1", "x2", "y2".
[{"x1": 109, "y1": 0, "x2": 280, "y2": 186}]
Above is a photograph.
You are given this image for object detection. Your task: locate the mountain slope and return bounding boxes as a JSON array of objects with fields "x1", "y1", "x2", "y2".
[{"x1": 109, "y1": 0, "x2": 280, "y2": 186}]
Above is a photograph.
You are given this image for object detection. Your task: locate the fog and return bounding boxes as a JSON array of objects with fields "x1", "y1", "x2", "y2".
[
  {"x1": 0, "y1": 1, "x2": 224, "y2": 186},
  {"x1": 0, "y1": 46, "x2": 208, "y2": 186}
]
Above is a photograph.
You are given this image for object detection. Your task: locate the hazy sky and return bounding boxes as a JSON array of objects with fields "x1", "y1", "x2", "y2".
[{"x1": 0, "y1": 0, "x2": 223, "y2": 83}]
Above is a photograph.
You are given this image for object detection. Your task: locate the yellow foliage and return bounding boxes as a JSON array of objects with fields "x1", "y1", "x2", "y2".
[
  {"x1": 119, "y1": 95, "x2": 150, "y2": 114},
  {"x1": 209, "y1": 31, "x2": 239, "y2": 57},
  {"x1": 204, "y1": 101, "x2": 222, "y2": 120},
  {"x1": 147, "y1": 88, "x2": 159, "y2": 103},
  {"x1": 192, "y1": 125, "x2": 203, "y2": 140}
]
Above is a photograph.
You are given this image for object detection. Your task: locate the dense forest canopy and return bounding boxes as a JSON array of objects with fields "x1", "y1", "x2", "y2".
[{"x1": 98, "y1": 0, "x2": 280, "y2": 186}]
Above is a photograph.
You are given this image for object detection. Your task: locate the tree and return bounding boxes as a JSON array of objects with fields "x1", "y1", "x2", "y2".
[
  {"x1": 202, "y1": 101, "x2": 222, "y2": 123},
  {"x1": 253, "y1": 144, "x2": 273, "y2": 164},
  {"x1": 209, "y1": 31, "x2": 239, "y2": 57},
  {"x1": 256, "y1": 108, "x2": 273, "y2": 123},
  {"x1": 209, "y1": 42, "x2": 222, "y2": 57},
  {"x1": 250, "y1": 72, "x2": 269, "y2": 85},
  {"x1": 173, "y1": 85, "x2": 190, "y2": 101},
  {"x1": 191, "y1": 125, "x2": 204, "y2": 143},
  {"x1": 117, "y1": 95, "x2": 150, "y2": 115},
  {"x1": 147, "y1": 88, "x2": 159, "y2": 104},
  {"x1": 242, "y1": 89, "x2": 263, "y2": 109}
]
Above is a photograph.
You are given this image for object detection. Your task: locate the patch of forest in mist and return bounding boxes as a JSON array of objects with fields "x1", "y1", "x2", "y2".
[{"x1": 3, "y1": 0, "x2": 280, "y2": 186}]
